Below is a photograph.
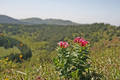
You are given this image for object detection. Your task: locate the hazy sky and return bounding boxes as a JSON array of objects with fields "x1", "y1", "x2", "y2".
[{"x1": 0, "y1": 0, "x2": 120, "y2": 25}]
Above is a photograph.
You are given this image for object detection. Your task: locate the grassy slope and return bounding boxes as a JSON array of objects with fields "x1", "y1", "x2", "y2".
[{"x1": 90, "y1": 37, "x2": 120, "y2": 79}]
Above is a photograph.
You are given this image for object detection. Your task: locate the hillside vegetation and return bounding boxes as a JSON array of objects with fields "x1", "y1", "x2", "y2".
[{"x1": 0, "y1": 23, "x2": 120, "y2": 80}]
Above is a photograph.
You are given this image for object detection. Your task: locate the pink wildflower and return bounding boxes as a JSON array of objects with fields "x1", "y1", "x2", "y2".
[
  {"x1": 74, "y1": 37, "x2": 81, "y2": 43},
  {"x1": 74, "y1": 37, "x2": 89, "y2": 46},
  {"x1": 58, "y1": 41, "x2": 69, "y2": 48},
  {"x1": 81, "y1": 40, "x2": 88, "y2": 46}
]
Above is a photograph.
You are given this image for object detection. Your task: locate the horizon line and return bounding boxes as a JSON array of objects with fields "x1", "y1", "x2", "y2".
[{"x1": 0, "y1": 14, "x2": 119, "y2": 26}]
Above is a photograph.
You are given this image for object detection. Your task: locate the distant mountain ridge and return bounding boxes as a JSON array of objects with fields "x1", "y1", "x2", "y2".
[
  {"x1": 20, "y1": 18, "x2": 78, "y2": 25},
  {"x1": 0, "y1": 15, "x2": 79, "y2": 25},
  {"x1": 0, "y1": 15, "x2": 24, "y2": 24}
]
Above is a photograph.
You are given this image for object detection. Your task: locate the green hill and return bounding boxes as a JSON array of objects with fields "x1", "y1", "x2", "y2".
[
  {"x1": 0, "y1": 15, "x2": 79, "y2": 25},
  {"x1": 20, "y1": 18, "x2": 79, "y2": 25},
  {"x1": 0, "y1": 15, "x2": 24, "y2": 24}
]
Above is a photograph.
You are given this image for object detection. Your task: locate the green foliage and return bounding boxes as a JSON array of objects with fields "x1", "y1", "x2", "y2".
[
  {"x1": 54, "y1": 39, "x2": 90, "y2": 79},
  {"x1": 0, "y1": 36, "x2": 32, "y2": 62},
  {"x1": 0, "y1": 23, "x2": 120, "y2": 79}
]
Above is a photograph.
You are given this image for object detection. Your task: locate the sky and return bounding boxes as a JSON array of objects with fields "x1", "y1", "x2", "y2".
[{"x1": 0, "y1": 0, "x2": 120, "y2": 26}]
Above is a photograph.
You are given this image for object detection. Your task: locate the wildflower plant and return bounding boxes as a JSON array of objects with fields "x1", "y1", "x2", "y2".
[{"x1": 54, "y1": 37, "x2": 90, "y2": 79}]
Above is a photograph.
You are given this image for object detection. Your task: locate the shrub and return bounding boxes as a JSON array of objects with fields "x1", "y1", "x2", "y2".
[{"x1": 54, "y1": 37, "x2": 90, "y2": 80}]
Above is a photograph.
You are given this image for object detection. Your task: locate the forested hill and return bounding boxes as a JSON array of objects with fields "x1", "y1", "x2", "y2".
[
  {"x1": 0, "y1": 15, "x2": 24, "y2": 24},
  {"x1": 0, "y1": 15, "x2": 78, "y2": 25},
  {"x1": 0, "y1": 23, "x2": 120, "y2": 50},
  {"x1": 20, "y1": 18, "x2": 78, "y2": 25}
]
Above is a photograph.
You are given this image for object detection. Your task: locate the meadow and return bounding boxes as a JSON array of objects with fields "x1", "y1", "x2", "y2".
[{"x1": 0, "y1": 23, "x2": 120, "y2": 80}]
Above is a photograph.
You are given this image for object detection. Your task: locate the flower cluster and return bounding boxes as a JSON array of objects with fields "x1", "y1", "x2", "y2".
[
  {"x1": 74, "y1": 37, "x2": 88, "y2": 46},
  {"x1": 58, "y1": 37, "x2": 89, "y2": 48},
  {"x1": 58, "y1": 41, "x2": 69, "y2": 48}
]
